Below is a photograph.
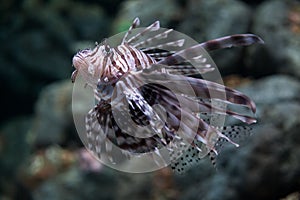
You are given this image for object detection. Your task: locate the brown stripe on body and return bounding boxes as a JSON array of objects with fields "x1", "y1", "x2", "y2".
[
  {"x1": 99, "y1": 53, "x2": 109, "y2": 79},
  {"x1": 114, "y1": 47, "x2": 128, "y2": 72},
  {"x1": 118, "y1": 45, "x2": 133, "y2": 72},
  {"x1": 126, "y1": 45, "x2": 142, "y2": 69}
]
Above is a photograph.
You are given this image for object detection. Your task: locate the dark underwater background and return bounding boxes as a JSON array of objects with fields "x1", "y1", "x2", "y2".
[{"x1": 1, "y1": 0, "x2": 300, "y2": 199}]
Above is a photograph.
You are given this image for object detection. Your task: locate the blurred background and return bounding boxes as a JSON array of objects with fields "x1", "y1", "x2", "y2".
[{"x1": 1, "y1": 0, "x2": 300, "y2": 199}]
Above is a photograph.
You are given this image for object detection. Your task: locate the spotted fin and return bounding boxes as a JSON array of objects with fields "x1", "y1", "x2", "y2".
[{"x1": 170, "y1": 125, "x2": 252, "y2": 174}]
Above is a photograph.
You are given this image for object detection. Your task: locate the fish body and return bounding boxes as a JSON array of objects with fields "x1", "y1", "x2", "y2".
[{"x1": 72, "y1": 17, "x2": 263, "y2": 173}]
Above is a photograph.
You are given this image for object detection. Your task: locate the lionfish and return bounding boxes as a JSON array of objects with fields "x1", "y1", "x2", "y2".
[{"x1": 71, "y1": 18, "x2": 263, "y2": 173}]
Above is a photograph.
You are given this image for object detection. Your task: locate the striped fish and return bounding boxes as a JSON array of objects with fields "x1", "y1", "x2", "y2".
[{"x1": 71, "y1": 17, "x2": 263, "y2": 173}]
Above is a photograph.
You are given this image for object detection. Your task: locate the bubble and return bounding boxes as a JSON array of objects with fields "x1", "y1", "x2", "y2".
[{"x1": 72, "y1": 26, "x2": 226, "y2": 173}]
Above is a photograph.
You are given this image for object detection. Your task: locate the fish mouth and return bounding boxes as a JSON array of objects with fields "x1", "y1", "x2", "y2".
[
  {"x1": 72, "y1": 54, "x2": 84, "y2": 69},
  {"x1": 71, "y1": 69, "x2": 78, "y2": 83},
  {"x1": 71, "y1": 53, "x2": 88, "y2": 83},
  {"x1": 71, "y1": 54, "x2": 82, "y2": 83}
]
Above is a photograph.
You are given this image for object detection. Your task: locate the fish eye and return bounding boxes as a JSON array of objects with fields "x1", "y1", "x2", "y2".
[
  {"x1": 100, "y1": 38, "x2": 111, "y2": 54},
  {"x1": 104, "y1": 44, "x2": 111, "y2": 53}
]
